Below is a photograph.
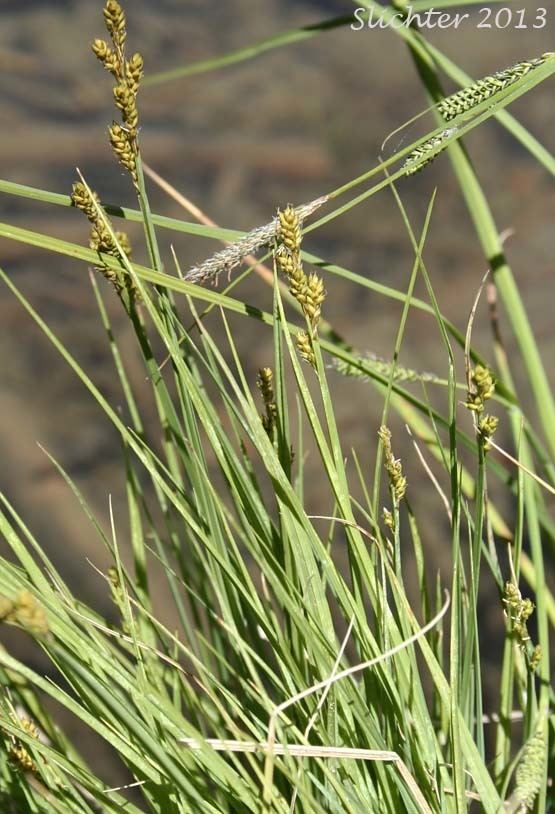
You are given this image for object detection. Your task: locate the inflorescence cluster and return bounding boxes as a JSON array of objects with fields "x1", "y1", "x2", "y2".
[{"x1": 275, "y1": 205, "x2": 326, "y2": 368}]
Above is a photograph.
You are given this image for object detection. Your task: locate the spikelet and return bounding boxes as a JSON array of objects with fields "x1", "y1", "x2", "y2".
[
  {"x1": 184, "y1": 196, "x2": 328, "y2": 285},
  {"x1": 126, "y1": 52, "x2": 144, "y2": 93},
  {"x1": 378, "y1": 425, "x2": 407, "y2": 504},
  {"x1": 296, "y1": 330, "x2": 316, "y2": 368},
  {"x1": 382, "y1": 507, "x2": 394, "y2": 530},
  {"x1": 278, "y1": 205, "x2": 302, "y2": 252},
  {"x1": 333, "y1": 353, "x2": 441, "y2": 385},
  {"x1": 0, "y1": 589, "x2": 49, "y2": 636},
  {"x1": 92, "y1": 1, "x2": 144, "y2": 186},
  {"x1": 478, "y1": 414, "x2": 499, "y2": 451},
  {"x1": 403, "y1": 128, "x2": 457, "y2": 176},
  {"x1": 108, "y1": 122, "x2": 138, "y2": 183},
  {"x1": 502, "y1": 581, "x2": 535, "y2": 649},
  {"x1": 507, "y1": 726, "x2": 546, "y2": 811},
  {"x1": 9, "y1": 744, "x2": 37, "y2": 774},
  {"x1": 275, "y1": 205, "x2": 327, "y2": 359},
  {"x1": 257, "y1": 367, "x2": 277, "y2": 437},
  {"x1": 403, "y1": 54, "x2": 555, "y2": 178},
  {"x1": 529, "y1": 645, "x2": 541, "y2": 673},
  {"x1": 113, "y1": 84, "x2": 139, "y2": 133},
  {"x1": 103, "y1": 0, "x2": 127, "y2": 51},
  {"x1": 439, "y1": 53, "x2": 554, "y2": 122},
  {"x1": 304, "y1": 273, "x2": 325, "y2": 325},
  {"x1": 71, "y1": 180, "x2": 139, "y2": 301},
  {"x1": 92, "y1": 38, "x2": 120, "y2": 78},
  {"x1": 465, "y1": 364, "x2": 495, "y2": 413},
  {"x1": 8, "y1": 717, "x2": 40, "y2": 775}
]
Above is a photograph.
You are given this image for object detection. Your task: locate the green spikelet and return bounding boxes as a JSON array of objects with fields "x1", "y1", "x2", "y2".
[
  {"x1": 404, "y1": 127, "x2": 457, "y2": 176},
  {"x1": 439, "y1": 53, "x2": 554, "y2": 121},
  {"x1": 511, "y1": 728, "x2": 545, "y2": 811}
]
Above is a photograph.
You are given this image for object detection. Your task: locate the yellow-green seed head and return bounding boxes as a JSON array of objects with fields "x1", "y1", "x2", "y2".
[
  {"x1": 304, "y1": 273, "x2": 326, "y2": 327},
  {"x1": 278, "y1": 206, "x2": 302, "y2": 253},
  {"x1": 126, "y1": 52, "x2": 144, "y2": 93},
  {"x1": 90, "y1": 223, "x2": 116, "y2": 255},
  {"x1": 10, "y1": 590, "x2": 49, "y2": 636},
  {"x1": 113, "y1": 84, "x2": 138, "y2": 130},
  {"x1": 20, "y1": 719, "x2": 39, "y2": 740},
  {"x1": 115, "y1": 231, "x2": 132, "y2": 258},
  {"x1": 503, "y1": 581, "x2": 520, "y2": 608},
  {"x1": 466, "y1": 364, "x2": 495, "y2": 413},
  {"x1": 91, "y1": 39, "x2": 121, "y2": 77},
  {"x1": 108, "y1": 122, "x2": 137, "y2": 178},
  {"x1": 473, "y1": 364, "x2": 495, "y2": 399},
  {"x1": 478, "y1": 413, "x2": 499, "y2": 450},
  {"x1": 104, "y1": 0, "x2": 126, "y2": 46},
  {"x1": 92, "y1": 38, "x2": 110, "y2": 61},
  {"x1": 529, "y1": 645, "x2": 541, "y2": 672},
  {"x1": 276, "y1": 250, "x2": 308, "y2": 301},
  {"x1": 520, "y1": 598, "x2": 535, "y2": 621},
  {"x1": 382, "y1": 507, "x2": 394, "y2": 529},
  {"x1": 71, "y1": 181, "x2": 100, "y2": 222},
  {"x1": 296, "y1": 330, "x2": 316, "y2": 368},
  {"x1": 9, "y1": 744, "x2": 36, "y2": 774}
]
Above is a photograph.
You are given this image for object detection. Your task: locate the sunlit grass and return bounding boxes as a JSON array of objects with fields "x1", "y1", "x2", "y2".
[{"x1": 0, "y1": 2, "x2": 553, "y2": 812}]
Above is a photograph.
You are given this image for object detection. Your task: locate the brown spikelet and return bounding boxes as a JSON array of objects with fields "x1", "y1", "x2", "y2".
[
  {"x1": 257, "y1": 367, "x2": 277, "y2": 436},
  {"x1": 378, "y1": 425, "x2": 407, "y2": 503},
  {"x1": 72, "y1": 179, "x2": 138, "y2": 301}
]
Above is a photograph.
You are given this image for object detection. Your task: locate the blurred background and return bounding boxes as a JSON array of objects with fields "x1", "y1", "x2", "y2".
[{"x1": 1, "y1": 0, "x2": 553, "y2": 784}]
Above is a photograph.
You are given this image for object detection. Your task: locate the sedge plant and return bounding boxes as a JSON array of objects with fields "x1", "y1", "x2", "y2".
[{"x1": 0, "y1": 2, "x2": 553, "y2": 812}]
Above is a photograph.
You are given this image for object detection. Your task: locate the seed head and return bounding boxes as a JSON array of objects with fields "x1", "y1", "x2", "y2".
[
  {"x1": 478, "y1": 414, "x2": 499, "y2": 451},
  {"x1": 304, "y1": 273, "x2": 326, "y2": 326},
  {"x1": 296, "y1": 330, "x2": 316, "y2": 368},
  {"x1": 0, "y1": 589, "x2": 49, "y2": 636},
  {"x1": 71, "y1": 181, "x2": 101, "y2": 222},
  {"x1": 257, "y1": 367, "x2": 277, "y2": 436},
  {"x1": 108, "y1": 122, "x2": 137, "y2": 180},
  {"x1": 103, "y1": 0, "x2": 127, "y2": 48},
  {"x1": 126, "y1": 52, "x2": 144, "y2": 93},
  {"x1": 278, "y1": 206, "x2": 302, "y2": 253},
  {"x1": 466, "y1": 364, "x2": 495, "y2": 413},
  {"x1": 378, "y1": 425, "x2": 407, "y2": 503}
]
